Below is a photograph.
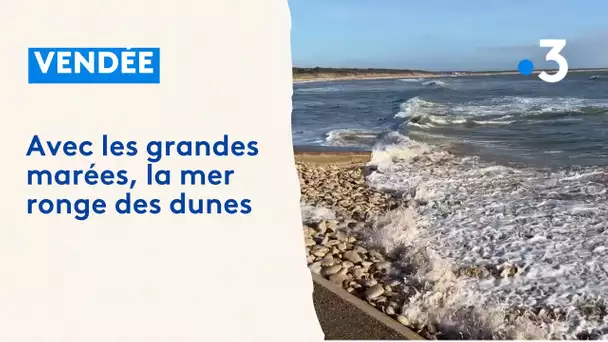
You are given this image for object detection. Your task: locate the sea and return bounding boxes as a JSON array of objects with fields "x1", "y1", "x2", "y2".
[{"x1": 292, "y1": 72, "x2": 608, "y2": 339}]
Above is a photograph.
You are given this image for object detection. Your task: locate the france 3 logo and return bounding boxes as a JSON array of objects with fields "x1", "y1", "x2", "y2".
[
  {"x1": 518, "y1": 39, "x2": 568, "y2": 83},
  {"x1": 28, "y1": 47, "x2": 160, "y2": 84}
]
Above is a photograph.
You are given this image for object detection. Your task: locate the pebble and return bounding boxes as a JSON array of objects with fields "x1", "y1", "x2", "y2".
[
  {"x1": 335, "y1": 231, "x2": 348, "y2": 242},
  {"x1": 314, "y1": 221, "x2": 327, "y2": 234},
  {"x1": 311, "y1": 246, "x2": 329, "y2": 257},
  {"x1": 385, "y1": 305, "x2": 395, "y2": 315},
  {"x1": 354, "y1": 246, "x2": 368, "y2": 254},
  {"x1": 396, "y1": 315, "x2": 410, "y2": 326},
  {"x1": 329, "y1": 273, "x2": 348, "y2": 285},
  {"x1": 320, "y1": 255, "x2": 334, "y2": 267},
  {"x1": 326, "y1": 220, "x2": 339, "y2": 232},
  {"x1": 325, "y1": 239, "x2": 341, "y2": 247},
  {"x1": 352, "y1": 267, "x2": 366, "y2": 279},
  {"x1": 361, "y1": 261, "x2": 373, "y2": 268},
  {"x1": 361, "y1": 279, "x2": 378, "y2": 287},
  {"x1": 365, "y1": 284, "x2": 385, "y2": 299},
  {"x1": 343, "y1": 250, "x2": 363, "y2": 264},
  {"x1": 341, "y1": 261, "x2": 354, "y2": 269},
  {"x1": 309, "y1": 261, "x2": 322, "y2": 274},
  {"x1": 321, "y1": 264, "x2": 342, "y2": 277}
]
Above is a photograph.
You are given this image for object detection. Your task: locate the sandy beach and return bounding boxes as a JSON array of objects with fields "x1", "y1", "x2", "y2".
[
  {"x1": 292, "y1": 68, "x2": 608, "y2": 83},
  {"x1": 293, "y1": 72, "x2": 440, "y2": 84}
]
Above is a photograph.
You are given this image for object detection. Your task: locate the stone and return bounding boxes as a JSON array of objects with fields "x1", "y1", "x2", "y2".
[
  {"x1": 361, "y1": 261, "x2": 373, "y2": 268},
  {"x1": 320, "y1": 255, "x2": 334, "y2": 267},
  {"x1": 375, "y1": 296, "x2": 388, "y2": 304},
  {"x1": 385, "y1": 305, "x2": 395, "y2": 315},
  {"x1": 309, "y1": 261, "x2": 322, "y2": 274},
  {"x1": 396, "y1": 315, "x2": 410, "y2": 326},
  {"x1": 369, "y1": 250, "x2": 384, "y2": 261},
  {"x1": 303, "y1": 227, "x2": 316, "y2": 236},
  {"x1": 335, "y1": 231, "x2": 348, "y2": 242},
  {"x1": 314, "y1": 221, "x2": 327, "y2": 234},
  {"x1": 343, "y1": 250, "x2": 363, "y2": 264},
  {"x1": 325, "y1": 239, "x2": 341, "y2": 246},
  {"x1": 321, "y1": 264, "x2": 342, "y2": 277},
  {"x1": 311, "y1": 246, "x2": 329, "y2": 257},
  {"x1": 354, "y1": 246, "x2": 368, "y2": 254},
  {"x1": 317, "y1": 235, "x2": 329, "y2": 246},
  {"x1": 365, "y1": 284, "x2": 385, "y2": 299},
  {"x1": 341, "y1": 261, "x2": 354, "y2": 269},
  {"x1": 326, "y1": 220, "x2": 339, "y2": 232},
  {"x1": 304, "y1": 238, "x2": 316, "y2": 247},
  {"x1": 361, "y1": 279, "x2": 378, "y2": 287},
  {"x1": 329, "y1": 273, "x2": 348, "y2": 285},
  {"x1": 352, "y1": 268, "x2": 366, "y2": 279}
]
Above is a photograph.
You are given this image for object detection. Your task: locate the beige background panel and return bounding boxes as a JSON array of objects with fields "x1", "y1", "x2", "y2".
[{"x1": 0, "y1": 0, "x2": 324, "y2": 341}]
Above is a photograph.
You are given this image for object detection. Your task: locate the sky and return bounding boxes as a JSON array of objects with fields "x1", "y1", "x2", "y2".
[{"x1": 289, "y1": 0, "x2": 608, "y2": 71}]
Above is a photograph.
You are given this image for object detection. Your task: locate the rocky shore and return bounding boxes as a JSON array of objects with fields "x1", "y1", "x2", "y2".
[
  {"x1": 296, "y1": 159, "x2": 527, "y2": 340},
  {"x1": 296, "y1": 160, "x2": 442, "y2": 339}
]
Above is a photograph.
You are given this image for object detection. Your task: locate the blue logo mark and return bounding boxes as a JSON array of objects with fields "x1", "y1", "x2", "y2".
[
  {"x1": 28, "y1": 47, "x2": 160, "y2": 84},
  {"x1": 517, "y1": 59, "x2": 534, "y2": 76}
]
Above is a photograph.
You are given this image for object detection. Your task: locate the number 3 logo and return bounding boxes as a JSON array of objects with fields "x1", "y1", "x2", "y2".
[{"x1": 538, "y1": 39, "x2": 568, "y2": 83}]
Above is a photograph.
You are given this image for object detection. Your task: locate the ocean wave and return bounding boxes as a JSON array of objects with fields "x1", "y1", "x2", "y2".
[
  {"x1": 394, "y1": 96, "x2": 608, "y2": 130},
  {"x1": 395, "y1": 97, "x2": 515, "y2": 128},
  {"x1": 324, "y1": 129, "x2": 381, "y2": 147},
  {"x1": 451, "y1": 96, "x2": 608, "y2": 117},
  {"x1": 399, "y1": 78, "x2": 427, "y2": 82},
  {"x1": 421, "y1": 80, "x2": 449, "y2": 87},
  {"x1": 364, "y1": 138, "x2": 608, "y2": 339},
  {"x1": 294, "y1": 86, "x2": 346, "y2": 94},
  {"x1": 398, "y1": 78, "x2": 451, "y2": 88},
  {"x1": 394, "y1": 97, "x2": 447, "y2": 118}
]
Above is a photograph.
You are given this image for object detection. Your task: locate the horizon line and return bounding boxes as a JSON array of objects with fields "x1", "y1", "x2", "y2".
[{"x1": 292, "y1": 66, "x2": 608, "y2": 73}]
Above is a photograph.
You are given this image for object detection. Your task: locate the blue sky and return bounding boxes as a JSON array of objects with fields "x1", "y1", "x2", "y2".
[{"x1": 289, "y1": 0, "x2": 608, "y2": 71}]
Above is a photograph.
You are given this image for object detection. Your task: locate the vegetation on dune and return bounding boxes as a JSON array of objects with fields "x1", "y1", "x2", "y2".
[{"x1": 292, "y1": 67, "x2": 433, "y2": 77}]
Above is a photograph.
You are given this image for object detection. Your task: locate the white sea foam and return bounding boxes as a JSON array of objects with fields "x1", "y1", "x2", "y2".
[
  {"x1": 395, "y1": 97, "x2": 515, "y2": 128},
  {"x1": 394, "y1": 96, "x2": 608, "y2": 130},
  {"x1": 451, "y1": 96, "x2": 608, "y2": 117},
  {"x1": 300, "y1": 202, "x2": 336, "y2": 224},
  {"x1": 324, "y1": 129, "x2": 380, "y2": 147},
  {"x1": 394, "y1": 97, "x2": 447, "y2": 118},
  {"x1": 363, "y1": 138, "x2": 608, "y2": 339},
  {"x1": 422, "y1": 80, "x2": 449, "y2": 87},
  {"x1": 399, "y1": 78, "x2": 427, "y2": 82}
]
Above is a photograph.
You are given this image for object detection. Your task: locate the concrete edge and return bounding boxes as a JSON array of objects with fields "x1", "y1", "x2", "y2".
[{"x1": 311, "y1": 272, "x2": 424, "y2": 340}]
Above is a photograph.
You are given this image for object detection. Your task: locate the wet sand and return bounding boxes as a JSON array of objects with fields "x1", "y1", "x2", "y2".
[{"x1": 293, "y1": 147, "x2": 371, "y2": 166}]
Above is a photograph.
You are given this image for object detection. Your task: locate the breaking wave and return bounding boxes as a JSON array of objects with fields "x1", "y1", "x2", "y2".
[
  {"x1": 394, "y1": 96, "x2": 608, "y2": 129},
  {"x1": 362, "y1": 137, "x2": 608, "y2": 339}
]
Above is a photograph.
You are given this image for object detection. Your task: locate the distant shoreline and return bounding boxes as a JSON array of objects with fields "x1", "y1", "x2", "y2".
[{"x1": 292, "y1": 67, "x2": 608, "y2": 83}]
